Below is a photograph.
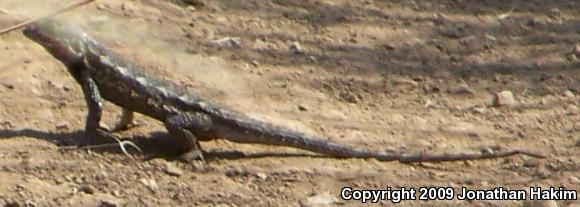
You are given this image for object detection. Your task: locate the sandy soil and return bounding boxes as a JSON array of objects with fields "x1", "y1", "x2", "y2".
[{"x1": 0, "y1": 0, "x2": 578, "y2": 206}]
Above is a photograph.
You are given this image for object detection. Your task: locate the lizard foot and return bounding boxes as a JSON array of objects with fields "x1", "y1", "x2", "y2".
[
  {"x1": 110, "y1": 120, "x2": 147, "y2": 132},
  {"x1": 178, "y1": 148, "x2": 206, "y2": 163},
  {"x1": 79, "y1": 127, "x2": 118, "y2": 146}
]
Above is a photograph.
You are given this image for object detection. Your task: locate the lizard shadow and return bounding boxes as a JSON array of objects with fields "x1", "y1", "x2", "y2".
[
  {"x1": 137, "y1": 132, "x2": 327, "y2": 161},
  {"x1": 0, "y1": 128, "x2": 79, "y2": 145},
  {"x1": 0, "y1": 128, "x2": 324, "y2": 160}
]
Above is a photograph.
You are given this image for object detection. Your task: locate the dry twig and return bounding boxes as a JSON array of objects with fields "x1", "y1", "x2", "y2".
[{"x1": 0, "y1": 0, "x2": 94, "y2": 35}]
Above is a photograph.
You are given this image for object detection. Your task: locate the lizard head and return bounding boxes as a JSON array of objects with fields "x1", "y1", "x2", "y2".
[{"x1": 23, "y1": 19, "x2": 87, "y2": 66}]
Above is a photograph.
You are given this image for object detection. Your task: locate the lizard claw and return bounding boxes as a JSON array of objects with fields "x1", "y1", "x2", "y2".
[
  {"x1": 112, "y1": 137, "x2": 142, "y2": 161},
  {"x1": 178, "y1": 149, "x2": 206, "y2": 163},
  {"x1": 79, "y1": 127, "x2": 115, "y2": 146}
]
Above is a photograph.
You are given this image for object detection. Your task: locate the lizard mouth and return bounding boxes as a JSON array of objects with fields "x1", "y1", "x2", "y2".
[{"x1": 22, "y1": 24, "x2": 42, "y2": 41}]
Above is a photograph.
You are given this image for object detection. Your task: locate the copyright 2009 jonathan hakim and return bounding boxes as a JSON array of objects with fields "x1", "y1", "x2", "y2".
[{"x1": 340, "y1": 186, "x2": 578, "y2": 203}]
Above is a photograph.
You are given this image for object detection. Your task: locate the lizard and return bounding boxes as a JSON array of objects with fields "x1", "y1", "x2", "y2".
[{"x1": 21, "y1": 19, "x2": 544, "y2": 163}]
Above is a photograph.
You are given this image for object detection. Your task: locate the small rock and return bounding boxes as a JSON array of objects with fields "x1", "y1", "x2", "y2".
[
  {"x1": 255, "y1": 172, "x2": 268, "y2": 180},
  {"x1": 164, "y1": 163, "x2": 184, "y2": 177},
  {"x1": 139, "y1": 178, "x2": 158, "y2": 193},
  {"x1": 443, "y1": 121, "x2": 484, "y2": 138},
  {"x1": 472, "y1": 107, "x2": 487, "y2": 114},
  {"x1": 464, "y1": 178, "x2": 478, "y2": 185},
  {"x1": 339, "y1": 91, "x2": 360, "y2": 103},
  {"x1": 382, "y1": 43, "x2": 395, "y2": 50},
  {"x1": 480, "y1": 147, "x2": 494, "y2": 155},
  {"x1": 535, "y1": 167, "x2": 550, "y2": 178},
  {"x1": 211, "y1": 37, "x2": 241, "y2": 48},
  {"x1": 308, "y1": 55, "x2": 317, "y2": 62},
  {"x1": 447, "y1": 84, "x2": 475, "y2": 95},
  {"x1": 289, "y1": 41, "x2": 303, "y2": 54},
  {"x1": 423, "y1": 84, "x2": 441, "y2": 93},
  {"x1": 80, "y1": 185, "x2": 96, "y2": 194},
  {"x1": 492, "y1": 90, "x2": 517, "y2": 107},
  {"x1": 186, "y1": 6, "x2": 196, "y2": 12},
  {"x1": 424, "y1": 99, "x2": 436, "y2": 108},
  {"x1": 250, "y1": 60, "x2": 260, "y2": 67},
  {"x1": 393, "y1": 78, "x2": 419, "y2": 87},
  {"x1": 523, "y1": 159, "x2": 541, "y2": 168},
  {"x1": 181, "y1": 0, "x2": 207, "y2": 7},
  {"x1": 24, "y1": 201, "x2": 37, "y2": 207},
  {"x1": 100, "y1": 199, "x2": 119, "y2": 207},
  {"x1": 297, "y1": 104, "x2": 307, "y2": 111},
  {"x1": 574, "y1": 138, "x2": 580, "y2": 147},
  {"x1": 566, "y1": 104, "x2": 579, "y2": 115},
  {"x1": 59, "y1": 84, "x2": 73, "y2": 92},
  {"x1": 300, "y1": 194, "x2": 339, "y2": 207},
  {"x1": 56, "y1": 122, "x2": 69, "y2": 130},
  {"x1": 522, "y1": 200, "x2": 559, "y2": 207},
  {"x1": 563, "y1": 90, "x2": 575, "y2": 98},
  {"x1": 225, "y1": 167, "x2": 246, "y2": 177}
]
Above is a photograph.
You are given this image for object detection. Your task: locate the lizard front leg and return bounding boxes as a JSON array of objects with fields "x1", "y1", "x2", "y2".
[
  {"x1": 164, "y1": 112, "x2": 213, "y2": 162},
  {"x1": 78, "y1": 70, "x2": 116, "y2": 145}
]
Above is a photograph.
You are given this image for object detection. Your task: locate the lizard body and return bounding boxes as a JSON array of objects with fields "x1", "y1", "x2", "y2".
[{"x1": 22, "y1": 20, "x2": 543, "y2": 162}]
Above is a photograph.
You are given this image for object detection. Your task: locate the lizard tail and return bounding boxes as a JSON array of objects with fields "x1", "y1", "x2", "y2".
[
  {"x1": 210, "y1": 114, "x2": 399, "y2": 160},
  {"x1": 210, "y1": 110, "x2": 544, "y2": 163}
]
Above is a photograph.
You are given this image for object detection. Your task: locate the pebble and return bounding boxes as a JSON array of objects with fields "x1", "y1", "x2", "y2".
[
  {"x1": 566, "y1": 104, "x2": 579, "y2": 115},
  {"x1": 55, "y1": 122, "x2": 69, "y2": 130},
  {"x1": 225, "y1": 166, "x2": 264, "y2": 178},
  {"x1": 255, "y1": 172, "x2": 268, "y2": 180},
  {"x1": 472, "y1": 107, "x2": 487, "y2": 114},
  {"x1": 164, "y1": 163, "x2": 184, "y2": 177},
  {"x1": 24, "y1": 201, "x2": 37, "y2": 207},
  {"x1": 563, "y1": 90, "x2": 575, "y2": 98},
  {"x1": 447, "y1": 84, "x2": 475, "y2": 95},
  {"x1": 480, "y1": 147, "x2": 494, "y2": 155},
  {"x1": 339, "y1": 91, "x2": 360, "y2": 103},
  {"x1": 250, "y1": 60, "x2": 260, "y2": 67},
  {"x1": 297, "y1": 104, "x2": 308, "y2": 111},
  {"x1": 443, "y1": 121, "x2": 484, "y2": 138},
  {"x1": 575, "y1": 138, "x2": 580, "y2": 147},
  {"x1": 424, "y1": 99, "x2": 436, "y2": 108},
  {"x1": 493, "y1": 90, "x2": 517, "y2": 107},
  {"x1": 289, "y1": 41, "x2": 303, "y2": 54},
  {"x1": 535, "y1": 167, "x2": 550, "y2": 178},
  {"x1": 139, "y1": 178, "x2": 158, "y2": 193},
  {"x1": 100, "y1": 199, "x2": 120, "y2": 207},
  {"x1": 211, "y1": 37, "x2": 241, "y2": 48},
  {"x1": 79, "y1": 185, "x2": 96, "y2": 194},
  {"x1": 300, "y1": 194, "x2": 339, "y2": 207},
  {"x1": 523, "y1": 159, "x2": 541, "y2": 168},
  {"x1": 186, "y1": 6, "x2": 196, "y2": 12}
]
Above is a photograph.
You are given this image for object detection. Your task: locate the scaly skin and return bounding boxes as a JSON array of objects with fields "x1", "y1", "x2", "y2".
[{"x1": 22, "y1": 19, "x2": 543, "y2": 162}]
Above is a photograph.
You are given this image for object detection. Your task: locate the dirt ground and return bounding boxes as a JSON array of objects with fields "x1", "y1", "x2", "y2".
[{"x1": 0, "y1": 0, "x2": 578, "y2": 206}]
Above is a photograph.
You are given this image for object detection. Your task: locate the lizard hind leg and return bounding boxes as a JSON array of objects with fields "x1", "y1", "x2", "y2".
[
  {"x1": 164, "y1": 112, "x2": 213, "y2": 162},
  {"x1": 111, "y1": 109, "x2": 143, "y2": 132}
]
